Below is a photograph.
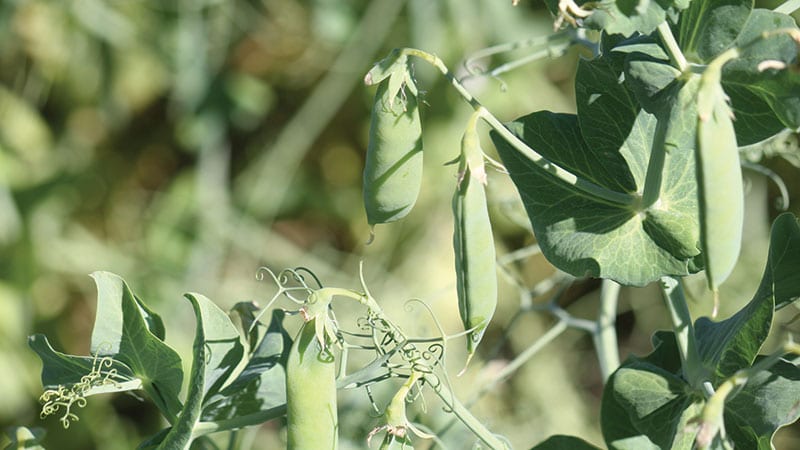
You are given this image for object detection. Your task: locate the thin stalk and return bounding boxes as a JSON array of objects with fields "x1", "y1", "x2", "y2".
[
  {"x1": 461, "y1": 32, "x2": 573, "y2": 82},
  {"x1": 641, "y1": 116, "x2": 669, "y2": 208},
  {"x1": 657, "y1": 22, "x2": 689, "y2": 72},
  {"x1": 660, "y1": 277, "x2": 705, "y2": 387},
  {"x1": 594, "y1": 280, "x2": 620, "y2": 382},
  {"x1": 397, "y1": 48, "x2": 637, "y2": 207},
  {"x1": 425, "y1": 373, "x2": 510, "y2": 450},
  {"x1": 775, "y1": 0, "x2": 800, "y2": 14},
  {"x1": 471, "y1": 320, "x2": 568, "y2": 403}
]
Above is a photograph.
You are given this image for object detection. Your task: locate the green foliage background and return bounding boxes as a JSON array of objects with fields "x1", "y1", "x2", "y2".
[{"x1": 0, "y1": 0, "x2": 798, "y2": 448}]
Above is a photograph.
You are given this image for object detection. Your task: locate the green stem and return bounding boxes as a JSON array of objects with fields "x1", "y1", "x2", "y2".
[
  {"x1": 396, "y1": 48, "x2": 637, "y2": 207},
  {"x1": 641, "y1": 116, "x2": 669, "y2": 209},
  {"x1": 461, "y1": 31, "x2": 574, "y2": 81},
  {"x1": 775, "y1": 0, "x2": 800, "y2": 14},
  {"x1": 594, "y1": 280, "x2": 621, "y2": 382},
  {"x1": 425, "y1": 373, "x2": 510, "y2": 450},
  {"x1": 657, "y1": 22, "x2": 689, "y2": 72},
  {"x1": 660, "y1": 277, "x2": 705, "y2": 387}
]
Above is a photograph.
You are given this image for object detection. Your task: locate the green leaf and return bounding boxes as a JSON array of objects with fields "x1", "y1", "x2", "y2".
[
  {"x1": 187, "y1": 293, "x2": 245, "y2": 398},
  {"x1": 694, "y1": 296, "x2": 772, "y2": 385},
  {"x1": 89, "y1": 272, "x2": 184, "y2": 421},
  {"x1": 694, "y1": 213, "x2": 800, "y2": 383},
  {"x1": 583, "y1": 0, "x2": 685, "y2": 37},
  {"x1": 601, "y1": 332, "x2": 701, "y2": 450},
  {"x1": 759, "y1": 213, "x2": 800, "y2": 310},
  {"x1": 491, "y1": 60, "x2": 699, "y2": 285},
  {"x1": 200, "y1": 309, "x2": 290, "y2": 429},
  {"x1": 28, "y1": 334, "x2": 137, "y2": 390},
  {"x1": 678, "y1": 0, "x2": 753, "y2": 63},
  {"x1": 530, "y1": 435, "x2": 603, "y2": 450},
  {"x1": 725, "y1": 358, "x2": 800, "y2": 449},
  {"x1": 615, "y1": 41, "x2": 681, "y2": 114},
  {"x1": 601, "y1": 358, "x2": 703, "y2": 449},
  {"x1": 576, "y1": 56, "x2": 640, "y2": 169},
  {"x1": 158, "y1": 293, "x2": 211, "y2": 450},
  {"x1": 722, "y1": 9, "x2": 800, "y2": 145}
]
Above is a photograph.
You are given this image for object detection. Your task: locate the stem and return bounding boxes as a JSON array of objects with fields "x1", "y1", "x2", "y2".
[
  {"x1": 657, "y1": 22, "x2": 688, "y2": 72},
  {"x1": 397, "y1": 48, "x2": 637, "y2": 207},
  {"x1": 641, "y1": 116, "x2": 669, "y2": 208},
  {"x1": 775, "y1": 0, "x2": 800, "y2": 14},
  {"x1": 461, "y1": 31, "x2": 574, "y2": 81},
  {"x1": 425, "y1": 373, "x2": 510, "y2": 450},
  {"x1": 594, "y1": 280, "x2": 620, "y2": 382},
  {"x1": 660, "y1": 277, "x2": 705, "y2": 387}
]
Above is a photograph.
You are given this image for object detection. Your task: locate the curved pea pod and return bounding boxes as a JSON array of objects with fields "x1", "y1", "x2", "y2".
[
  {"x1": 286, "y1": 318, "x2": 338, "y2": 450},
  {"x1": 363, "y1": 75, "x2": 423, "y2": 226},
  {"x1": 695, "y1": 62, "x2": 743, "y2": 294},
  {"x1": 453, "y1": 115, "x2": 497, "y2": 366}
]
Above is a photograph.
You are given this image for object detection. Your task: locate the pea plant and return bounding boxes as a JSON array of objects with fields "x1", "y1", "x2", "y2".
[{"x1": 18, "y1": 0, "x2": 800, "y2": 449}]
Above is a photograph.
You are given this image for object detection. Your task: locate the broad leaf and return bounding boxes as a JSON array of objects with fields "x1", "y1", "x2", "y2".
[
  {"x1": 200, "y1": 309, "x2": 290, "y2": 429},
  {"x1": 492, "y1": 58, "x2": 699, "y2": 286},
  {"x1": 678, "y1": 0, "x2": 753, "y2": 63},
  {"x1": 89, "y1": 272, "x2": 184, "y2": 420},
  {"x1": 694, "y1": 213, "x2": 800, "y2": 383},
  {"x1": 722, "y1": 9, "x2": 800, "y2": 145},
  {"x1": 760, "y1": 213, "x2": 800, "y2": 310},
  {"x1": 530, "y1": 435, "x2": 603, "y2": 449},
  {"x1": 725, "y1": 358, "x2": 800, "y2": 449},
  {"x1": 615, "y1": 41, "x2": 681, "y2": 114},
  {"x1": 586, "y1": 0, "x2": 670, "y2": 37},
  {"x1": 694, "y1": 296, "x2": 772, "y2": 385},
  {"x1": 29, "y1": 334, "x2": 137, "y2": 391},
  {"x1": 187, "y1": 293, "x2": 245, "y2": 398}
]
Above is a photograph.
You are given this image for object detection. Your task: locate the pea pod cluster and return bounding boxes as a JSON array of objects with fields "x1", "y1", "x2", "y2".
[
  {"x1": 452, "y1": 113, "x2": 497, "y2": 366},
  {"x1": 286, "y1": 317, "x2": 338, "y2": 450},
  {"x1": 362, "y1": 53, "x2": 424, "y2": 226},
  {"x1": 695, "y1": 56, "x2": 743, "y2": 294}
]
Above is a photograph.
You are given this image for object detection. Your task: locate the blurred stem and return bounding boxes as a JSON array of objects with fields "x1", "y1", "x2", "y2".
[
  {"x1": 397, "y1": 48, "x2": 637, "y2": 207},
  {"x1": 657, "y1": 22, "x2": 688, "y2": 72},
  {"x1": 594, "y1": 279, "x2": 620, "y2": 382},
  {"x1": 775, "y1": 0, "x2": 800, "y2": 14},
  {"x1": 660, "y1": 276, "x2": 705, "y2": 387}
]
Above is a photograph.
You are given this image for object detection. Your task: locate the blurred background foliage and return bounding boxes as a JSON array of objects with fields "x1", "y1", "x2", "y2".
[{"x1": 0, "y1": 0, "x2": 798, "y2": 449}]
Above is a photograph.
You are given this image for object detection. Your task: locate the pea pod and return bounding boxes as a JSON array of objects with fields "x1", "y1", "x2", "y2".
[
  {"x1": 286, "y1": 318, "x2": 338, "y2": 450},
  {"x1": 363, "y1": 68, "x2": 423, "y2": 226},
  {"x1": 453, "y1": 112, "x2": 497, "y2": 365},
  {"x1": 695, "y1": 51, "x2": 743, "y2": 293}
]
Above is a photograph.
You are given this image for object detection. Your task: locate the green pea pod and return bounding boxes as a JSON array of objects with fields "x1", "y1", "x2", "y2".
[
  {"x1": 363, "y1": 72, "x2": 423, "y2": 226},
  {"x1": 286, "y1": 318, "x2": 338, "y2": 450},
  {"x1": 453, "y1": 113, "x2": 497, "y2": 366},
  {"x1": 696, "y1": 55, "x2": 743, "y2": 293}
]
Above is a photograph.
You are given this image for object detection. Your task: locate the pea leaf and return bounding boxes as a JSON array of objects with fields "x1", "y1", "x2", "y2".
[
  {"x1": 89, "y1": 272, "x2": 184, "y2": 420},
  {"x1": 157, "y1": 293, "x2": 211, "y2": 450},
  {"x1": 694, "y1": 213, "x2": 800, "y2": 383},
  {"x1": 601, "y1": 337, "x2": 704, "y2": 450},
  {"x1": 530, "y1": 435, "x2": 603, "y2": 449},
  {"x1": 724, "y1": 358, "x2": 800, "y2": 449},
  {"x1": 200, "y1": 309, "x2": 290, "y2": 430},
  {"x1": 722, "y1": 9, "x2": 800, "y2": 145},
  {"x1": 584, "y1": 0, "x2": 679, "y2": 37},
  {"x1": 602, "y1": 215, "x2": 800, "y2": 449},
  {"x1": 677, "y1": 0, "x2": 753, "y2": 63},
  {"x1": 28, "y1": 334, "x2": 139, "y2": 393},
  {"x1": 761, "y1": 213, "x2": 800, "y2": 310},
  {"x1": 491, "y1": 57, "x2": 699, "y2": 286}
]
